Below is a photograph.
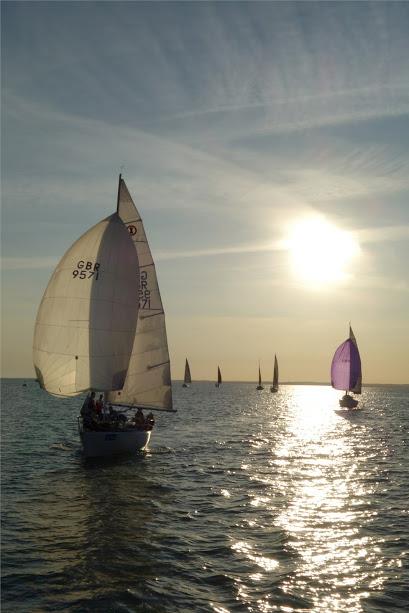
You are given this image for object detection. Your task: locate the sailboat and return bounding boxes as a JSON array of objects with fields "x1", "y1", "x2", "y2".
[
  {"x1": 270, "y1": 354, "x2": 279, "y2": 393},
  {"x1": 331, "y1": 325, "x2": 362, "y2": 409},
  {"x1": 33, "y1": 175, "x2": 175, "y2": 457},
  {"x1": 256, "y1": 362, "x2": 264, "y2": 390},
  {"x1": 215, "y1": 366, "x2": 222, "y2": 388},
  {"x1": 182, "y1": 359, "x2": 191, "y2": 388}
]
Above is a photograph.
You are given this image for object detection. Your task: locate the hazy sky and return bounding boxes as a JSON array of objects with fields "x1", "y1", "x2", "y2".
[{"x1": 2, "y1": 1, "x2": 409, "y2": 383}]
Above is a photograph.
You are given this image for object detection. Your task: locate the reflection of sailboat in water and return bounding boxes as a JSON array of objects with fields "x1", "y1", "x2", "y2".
[
  {"x1": 215, "y1": 366, "x2": 222, "y2": 388},
  {"x1": 331, "y1": 326, "x2": 362, "y2": 409},
  {"x1": 270, "y1": 355, "x2": 279, "y2": 393},
  {"x1": 182, "y1": 359, "x2": 191, "y2": 388},
  {"x1": 256, "y1": 362, "x2": 264, "y2": 390},
  {"x1": 33, "y1": 175, "x2": 175, "y2": 457}
]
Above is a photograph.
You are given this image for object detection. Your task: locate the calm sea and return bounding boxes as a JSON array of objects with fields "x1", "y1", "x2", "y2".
[{"x1": 1, "y1": 379, "x2": 409, "y2": 612}]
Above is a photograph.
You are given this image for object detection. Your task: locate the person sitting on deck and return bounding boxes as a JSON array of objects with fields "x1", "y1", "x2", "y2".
[
  {"x1": 134, "y1": 408, "x2": 145, "y2": 430},
  {"x1": 145, "y1": 412, "x2": 155, "y2": 431},
  {"x1": 95, "y1": 394, "x2": 104, "y2": 418},
  {"x1": 81, "y1": 392, "x2": 96, "y2": 428}
]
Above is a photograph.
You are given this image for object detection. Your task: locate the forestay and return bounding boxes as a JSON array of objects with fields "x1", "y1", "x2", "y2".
[
  {"x1": 33, "y1": 214, "x2": 140, "y2": 397},
  {"x1": 106, "y1": 178, "x2": 173, "y2": 411}
]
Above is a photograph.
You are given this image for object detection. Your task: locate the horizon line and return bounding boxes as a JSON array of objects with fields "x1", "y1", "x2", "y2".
[{"x1": 2, "y1": 377, "x2": 408, "y2": 387}]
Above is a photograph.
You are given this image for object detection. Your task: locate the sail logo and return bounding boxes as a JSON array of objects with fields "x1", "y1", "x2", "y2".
[
  {"x1": 72, "y1": 260, "x2": 100, "y2": 280},
  {"x1": 128, "y1": 225, "x2": 137, "y2": 236}
]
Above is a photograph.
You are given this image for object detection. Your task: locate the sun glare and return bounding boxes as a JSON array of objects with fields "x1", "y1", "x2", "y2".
[{"x1": 285, "y1": 218, "x2": 359, "y2": 287}]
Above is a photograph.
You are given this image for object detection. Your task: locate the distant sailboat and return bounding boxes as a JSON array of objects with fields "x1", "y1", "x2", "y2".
[
  {"x1": 270, "y1": 355, "x2": 279, "y2": 393},
  {"x1": 33, "y1": 174, "x2": 175, "y2": 457},
  {"x1": 215, "y1": 366, "x2": 222, "y2": 388},
  {"x1": 256, "y1": 362, "x2": 264, "y2": 390},
  {"x1": 182, "y1": 359, "x2": 191, "y2": 388},
  {"x1": 331, "y1": 326, "x2": 362, "y2": 409}
]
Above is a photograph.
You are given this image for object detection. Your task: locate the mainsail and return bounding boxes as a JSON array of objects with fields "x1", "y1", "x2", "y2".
[
  {"x1": 184, "y1": 359, "x2": 192, "y2": 385},
  {"x1": 106, "y1": 177, "x2": 173, "y2": 411},
  {"x1": 349, "y1": 326, "x2": 362, "y2": 394},
  {"x1": 33, "y1": 214, "x2": 139, "y2": 397},
  {"x1": 331, "y1": 338, "x2": 361, "y2": 392}
]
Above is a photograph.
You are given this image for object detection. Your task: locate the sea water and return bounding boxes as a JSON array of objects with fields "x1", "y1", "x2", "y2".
[{"x1": 1, "y1": 379, "x2": 408, "y2": 612}]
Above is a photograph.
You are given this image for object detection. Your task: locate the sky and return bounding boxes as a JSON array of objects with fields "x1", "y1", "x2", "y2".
[{"x1": 1, "y1": 1, "x2": 409, "y2": 383}]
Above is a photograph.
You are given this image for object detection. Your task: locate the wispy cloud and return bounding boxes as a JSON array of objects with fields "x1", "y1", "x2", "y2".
[
  {"x1": 1, "y1": 257, "x2": 58, "y2": 270},
  {"x1": 357, "y1": 225, "x2": 409, "y2": 244}
]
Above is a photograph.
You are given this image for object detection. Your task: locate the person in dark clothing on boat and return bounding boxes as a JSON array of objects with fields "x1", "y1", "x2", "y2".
[
  {"x1": 81, "y1": 392, "x2": 96, "y2": 429},
  {"x1": 145, "y1": 412, "x2": 155, "y2": 431},
  {"x1": 134, "y1": 408, "x2": 145, "y2": 430},
  {"x1": 95, "y1": 394, "x2": 104, "y2": 417}
]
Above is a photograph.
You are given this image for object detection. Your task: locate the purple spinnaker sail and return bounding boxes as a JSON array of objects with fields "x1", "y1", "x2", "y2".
[{"x1": 331, "y1": 339, "x2": 361, "y2": 391}]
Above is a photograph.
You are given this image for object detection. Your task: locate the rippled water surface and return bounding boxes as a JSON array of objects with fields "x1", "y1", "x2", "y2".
[{"x1": 2, "y1": 380, "x2": 409, "y2": 612}]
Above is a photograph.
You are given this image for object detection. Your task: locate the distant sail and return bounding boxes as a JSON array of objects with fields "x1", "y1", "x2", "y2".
[
  {"x1": 217, "y1": 366, "x2": 222, "y2": 386},
  {"x1": 272, "y1": 355, "x2": 279, "y2": 391},
  {"x1": 349, "y1": 326, "x2": 362, "y2": 394},
  {"x1": 106, "y1": 178, "x2": 173, "y2": 411},
  {"x1": 256, "y1": 363, "x2": 264, "y2": 390},
  {"x1": 184, "y1": 359, "x2": 192, "y2": 385},
  {"x1": 33, "y1": 214, "x2": 139, "y2": 397},
  {"x1": 331, "y1": 338, "x2": 361, "y2": 392}
]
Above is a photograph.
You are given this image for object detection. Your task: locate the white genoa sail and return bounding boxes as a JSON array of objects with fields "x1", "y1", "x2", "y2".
[
  {"x1": 106, "y1": 178, "x2": 173, "y2": 411},
  {"x1": 33, "y1": 214, "x2": 140, "y2": 397}
]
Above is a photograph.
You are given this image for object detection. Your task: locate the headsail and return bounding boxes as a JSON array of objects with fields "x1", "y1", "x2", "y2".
[
  {"x1": 106, "y1": 177, "x2": 173, "y2": 411},
  {"x1": 33, "y1": 214, "x2": 139, "y2": 397},
  {"x1": 331, "y1": 338, "x2": 361, "y2": 392},
  {"x1": 349, "y1": 326, "x2": 362, "y2": 394},
  {"x1": 184, "y1": 359, "x2": 192, "y2": 385}
]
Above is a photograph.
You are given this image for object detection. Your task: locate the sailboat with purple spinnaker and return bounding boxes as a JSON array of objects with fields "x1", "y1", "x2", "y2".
[{"x1": 331, "y1": 326, "x2": 362, "y2": 409}]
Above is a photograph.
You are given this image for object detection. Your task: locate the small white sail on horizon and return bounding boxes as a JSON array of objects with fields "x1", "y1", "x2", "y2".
[
  {"x1": 256, "y1": 362, "x2": 264, "y2": 390},
  {"x1": 216, "y1": 366, "x2": 222, "y2": 387},
  {"x1": 270, "y1": 355, "x2": 279, "y2": 393},
  {"x1": 182, "y1": 358, "x2": 192, "y2": 387}
]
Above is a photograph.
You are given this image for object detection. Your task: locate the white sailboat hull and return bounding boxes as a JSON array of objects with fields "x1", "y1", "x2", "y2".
[{"x1": 79, "y1": 426, "x2": 151, "y2": 458}]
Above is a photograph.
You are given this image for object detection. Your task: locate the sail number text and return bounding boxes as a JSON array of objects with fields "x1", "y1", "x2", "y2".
[
  {"x1": 139, "y1": 270, "x2": 151, "y2": 308},
  {"x1": 72, "y1": 260, "x2": 100, "y2": 280}
]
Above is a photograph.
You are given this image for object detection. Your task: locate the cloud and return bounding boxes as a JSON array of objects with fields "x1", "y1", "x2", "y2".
[
  {"x1": 1, "y1": 257, "x2": 58, "y2": 270},
  {"x1": 357, "y1": 225, "x2": 409, "y2": 244}
]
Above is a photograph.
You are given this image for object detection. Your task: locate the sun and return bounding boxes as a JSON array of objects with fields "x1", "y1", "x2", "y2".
[{"x1": 285, "y1": 217, "x2": 359, "y2": 287}]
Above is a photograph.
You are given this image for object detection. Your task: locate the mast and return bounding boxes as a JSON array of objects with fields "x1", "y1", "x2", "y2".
[{"x1": 116, "y1": 173, "x2": 122, "y2": 213}]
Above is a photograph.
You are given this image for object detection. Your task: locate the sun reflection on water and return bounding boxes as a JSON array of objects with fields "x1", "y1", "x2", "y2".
[{"x1": 273, "y1": 386, "x2": 388, "y2": 612}]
